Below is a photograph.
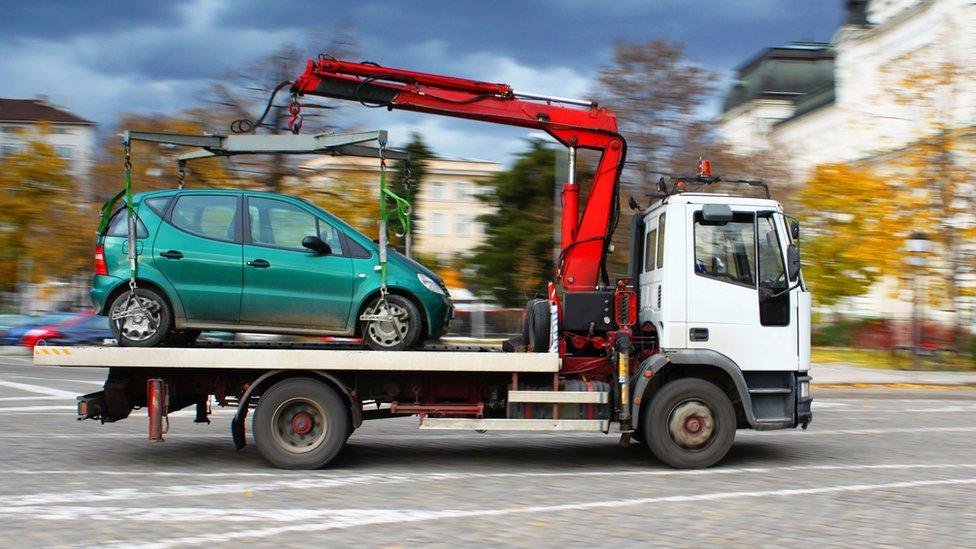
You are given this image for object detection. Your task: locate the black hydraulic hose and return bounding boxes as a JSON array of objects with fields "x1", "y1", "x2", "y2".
[{"x1": 230, "y1": 80, "x2": 293, "y2": 134}]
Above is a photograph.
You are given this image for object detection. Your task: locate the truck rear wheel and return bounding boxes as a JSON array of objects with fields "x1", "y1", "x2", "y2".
[
  {"x1": 642, "y1": 378, "x2": 735, "y2": 469},
  {"x1": 252, "y1": 378, "x2": 350, "y2": 469}
]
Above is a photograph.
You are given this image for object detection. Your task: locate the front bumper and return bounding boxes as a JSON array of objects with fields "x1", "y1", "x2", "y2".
[{"x1": 796, "y1": 374, "x2": 813, "y2": 428}]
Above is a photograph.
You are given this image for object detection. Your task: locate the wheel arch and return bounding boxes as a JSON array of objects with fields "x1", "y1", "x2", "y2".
[
  {"x1": 231, "y1": 370, "x2": 360, "y2": 450},
  {"x1": 632, "y1": 350, "x2": 755, "y2": 431},
  {"x1": 101, "y1": 278, "x2": 185, "y2": 322}
]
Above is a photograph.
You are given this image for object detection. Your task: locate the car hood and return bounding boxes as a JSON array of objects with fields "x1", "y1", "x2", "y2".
[{"x1": 388, "y1": 249, "x2": 443, "y2": 285}]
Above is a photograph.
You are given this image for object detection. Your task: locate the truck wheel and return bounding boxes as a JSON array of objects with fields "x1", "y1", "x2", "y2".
[
  {"x1": 642, "y1": 378, "x2": 736, "y2": 469},
  {"x1": 108, "y1": 288, "x2": 173, "y2": 347},
  {"x1": 252, "y1": 378, "x2": 350, "y2": 469},
  {"x1": 526, "y1": 299, "x2": 551, "y2": 353},
  {"x1": 361, "y1": 294, "x2": 422, "y2": 351}
]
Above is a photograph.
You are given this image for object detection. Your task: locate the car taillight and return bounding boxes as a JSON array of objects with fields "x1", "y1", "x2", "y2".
[
  {"x1": 22, "y1": 328, "x2": 59, "y2": 349},
  {"x1": 94, "y1": 245, "x2": 108, "y2": 276}
]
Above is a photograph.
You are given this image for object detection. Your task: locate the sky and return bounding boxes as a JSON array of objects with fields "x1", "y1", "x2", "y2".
[{"x1": 0, "y1": 0, "x2": 845, "y2": 164}]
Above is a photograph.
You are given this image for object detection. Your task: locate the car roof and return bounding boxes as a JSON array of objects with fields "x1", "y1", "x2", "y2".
[{"x1": 135, "y1": 188, "x2": 301, "y2": 200}]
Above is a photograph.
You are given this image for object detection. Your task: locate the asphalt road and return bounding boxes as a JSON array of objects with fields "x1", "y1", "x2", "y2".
[{"x1": 1, "y1": 355, "x2": 975, "y2": 548}]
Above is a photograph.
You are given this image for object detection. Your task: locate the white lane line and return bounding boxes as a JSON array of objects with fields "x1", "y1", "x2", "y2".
[
  {"x1": 6, "y1": 374, "x2": 104, "y2": 385},
  {"x1": 0, "y1": 396, "x2": 72, "y2": 402},
  {"x1": 742, "y1": 426, "x2": 976, "y2": 436},
  {"x1": 0, "y1": 380, "x2": 78, "y2": 398},
  {"x1": 0, "y1": 405, "x2": 76, "y2": 412},
  {"x1": 1, "y1": 462, "x2": 974, "y2": 480},
  {"x1": 98, "y1": 477, "x2": 976, "y2": 547},
  {"x1": 3, "y1": 463, "x2": 976, "y2": 508}
]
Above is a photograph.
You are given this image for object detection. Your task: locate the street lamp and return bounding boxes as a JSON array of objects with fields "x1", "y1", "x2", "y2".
[{"x1": 906, "y1": 231, "x2": 931, "y2": 369}]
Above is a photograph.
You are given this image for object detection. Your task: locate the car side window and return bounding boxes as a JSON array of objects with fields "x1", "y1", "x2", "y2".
[
  {"x1": 170, "y1": 195, "x2": 239, "y2": 242},
  {"x1": 693, "y1": 211, "x2": 756, "y2": 288},
  {"x1": 248, "y1": 197, "x2": 320, "y2": 251},
  {"x1": 318, "y1": 221, "x2": 344, "y2": 255}
]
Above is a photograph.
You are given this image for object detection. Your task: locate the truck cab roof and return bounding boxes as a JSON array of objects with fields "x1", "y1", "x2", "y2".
[{"x1": 643, "y1": 193, "x2": 783, "y2": 216}]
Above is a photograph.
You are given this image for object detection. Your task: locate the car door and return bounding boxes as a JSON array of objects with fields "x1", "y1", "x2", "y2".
[
  {"x1": 152, "y1": 193, "x2": 243, "y2": 323},
  {"x1": 240, "y1": 196, "x2": 354, "y2": 331},
  {"x1": 684, "y1": 204, "x2": 798, "y2": 371}
]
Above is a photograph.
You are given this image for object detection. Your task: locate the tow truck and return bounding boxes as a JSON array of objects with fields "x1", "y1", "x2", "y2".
[{"x1": 34, "y1": 57, "x2": 812, "y2": 469}]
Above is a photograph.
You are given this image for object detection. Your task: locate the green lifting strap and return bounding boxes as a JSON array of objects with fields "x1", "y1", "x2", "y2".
[
  {"x1": 97, "y1": 188, "x2": 126, "y2": 234},
  {"x1": 377, "y1": 147, "x2": 412, "y2": 289}
]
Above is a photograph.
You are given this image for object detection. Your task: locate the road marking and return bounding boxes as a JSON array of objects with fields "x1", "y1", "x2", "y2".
[
  {"x1": 0, "y1": 396, "x2": 72, "y2": 402},
  {"x1": 79, "y1": 476, "x2": 976, "y2": 547},
  {"x1": 5, "y1": 374, "x2": 104, "y2": 385},
  {"x1": 743, "y1": 426, "x2": 976, "y2": 436},
  {"x1": 0, "y1": 380, "x2": 78, "y2": 398},
  {"x1": 3, "y1": 463, "x2": 976, "y2": 508},
  {"x1": 0, "y1": 405, "x2": 77, "y2": 412}
]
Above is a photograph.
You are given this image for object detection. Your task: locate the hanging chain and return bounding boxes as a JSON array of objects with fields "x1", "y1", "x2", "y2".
[
  {"x1": 177, "y1": 159, "x2": 187, "y2": 189},
  {"x1": 287, "y1": 94, "x2": 303, "y2": 134}
]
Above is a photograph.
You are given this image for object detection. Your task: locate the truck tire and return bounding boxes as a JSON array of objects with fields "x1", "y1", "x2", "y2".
[
  {"x1": 252, "y1": 378, "x2": 350, "y2": 469},
  {"x1": 642, "y1": 378, "x2": 736, "y2": 469},
  {"x1": 526, "y1": 299, "x2": 551, "y2": 353},
  {"x1": 108, "y1": 287, "x2": 173, "y2": 347}
]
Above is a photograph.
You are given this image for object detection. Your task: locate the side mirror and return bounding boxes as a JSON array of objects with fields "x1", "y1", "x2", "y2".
[
  {"x1": 302, "y1": 235, "x2": 332, "y2": 255},
  {"x1": 787, "y1": 244, "x2": 801, "y2": 280},
  {"x1": 790, "y1": 219, "x2": 800, "y2": 241},
  {"x1": 701, "y1": 204, "x2": 733, "y2": 224}
]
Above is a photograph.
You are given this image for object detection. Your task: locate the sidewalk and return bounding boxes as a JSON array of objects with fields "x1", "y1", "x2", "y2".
[{"x1": 813, "y1": 362, "x2": 976, "y2": 386}]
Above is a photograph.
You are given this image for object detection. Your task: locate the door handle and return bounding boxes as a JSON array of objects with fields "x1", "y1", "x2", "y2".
[
  {"x1": 159, "y1": 250, "x2": 183, "y2": 260},
  {"x1": 689, "y1": 328, "x2": 709, "y2": 342},
  {"x1": 247, "y1": 259, "x2": 271, "y2": 268}
]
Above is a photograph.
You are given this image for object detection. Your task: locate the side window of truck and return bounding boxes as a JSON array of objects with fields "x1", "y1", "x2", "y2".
[
  {"x1": 656, "y1": 213, "x2": 666, "y2": 268},
  {"x1": 644, "y1": 227, "x2": 657, "y2": 272},
  {"x1": 693, "y1": 211, "x2": 756, "y2": 288}
]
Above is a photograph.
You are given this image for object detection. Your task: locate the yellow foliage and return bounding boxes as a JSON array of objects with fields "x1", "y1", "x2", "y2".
[{"x1": 0, "y1": 136, "x2": 92, "y2": 288}]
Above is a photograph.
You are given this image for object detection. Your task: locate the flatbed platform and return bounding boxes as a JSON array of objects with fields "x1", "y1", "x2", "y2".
[{"x1": 33, "y1": 345, "x2": 559, "y2": 373}]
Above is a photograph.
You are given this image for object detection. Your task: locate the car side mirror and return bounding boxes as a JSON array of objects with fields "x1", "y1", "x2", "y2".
[
  {"x1": 787, "y1": 244, "x2": 801, "y2": 280},
  {"x1": 790, "y1": 219, "x2": 800, "y2": 241},
  {"x1": 302, "y1": 235, "x2": 332, "y2": 255}
]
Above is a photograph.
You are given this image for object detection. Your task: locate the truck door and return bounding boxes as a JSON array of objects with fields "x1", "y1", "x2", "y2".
[{"x1": 685, "y1": 205, "x2": 798, "y2": 371}]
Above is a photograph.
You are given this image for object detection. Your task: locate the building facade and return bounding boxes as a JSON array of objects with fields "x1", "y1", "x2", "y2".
[
  {"x1": 299, "y1": 155, "x2": 501, "y2": 260},
  {"x1": 718, "y1": 0, "x2": 975, "y2": 323},
  {"x1": 0, "y1": 97, "x2": 96, "y2": 184},
  {"x1": 719, "y1": 0, "x2": 974, "y2": 183}
]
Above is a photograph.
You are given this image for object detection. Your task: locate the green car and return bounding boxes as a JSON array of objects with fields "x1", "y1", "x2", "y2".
[{"x1": 92, "y1": 189, "x2": 452, "y2": 350}]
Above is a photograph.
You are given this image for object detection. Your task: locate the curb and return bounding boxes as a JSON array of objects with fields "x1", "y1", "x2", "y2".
[{"x1": 813, "y1": 382, "x2": 976, "y2": 390}]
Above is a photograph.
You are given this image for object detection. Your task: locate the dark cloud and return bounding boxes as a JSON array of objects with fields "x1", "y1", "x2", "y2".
[{"x1": 0, "y1": 0, "x2": 184, "y2": 39}]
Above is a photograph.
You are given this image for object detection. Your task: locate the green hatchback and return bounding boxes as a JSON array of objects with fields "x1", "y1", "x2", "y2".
[{"x1": 92, "y1": 189, "x2": 452, "y2": 350}]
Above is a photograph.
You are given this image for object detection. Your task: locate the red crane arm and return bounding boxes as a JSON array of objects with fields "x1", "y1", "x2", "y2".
[{"x1": 291, "y1": 58, "x2": 627, "y2": 292}]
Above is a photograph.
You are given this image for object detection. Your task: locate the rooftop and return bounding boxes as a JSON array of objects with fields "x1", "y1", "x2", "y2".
[
  {"x1": 722, "y1": 42, "x2": 835, "y2": 114},
  {"x1": 0, "y1": 98, "x2": 94, "y2": 125}
]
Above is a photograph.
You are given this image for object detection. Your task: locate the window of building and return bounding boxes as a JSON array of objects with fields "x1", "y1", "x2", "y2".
[
  {"x1": 454, "y1": 182, "x2": 470, "y2": 200},
  {"x1": 0, "y1": 144, "x2": 22, "y2": 156},
  {"x1": 170, "y1": 195, "x2": 239, "y2": 242},
  {"x1": 53, "y1": 127, "x2": 72, "y2": 135},
  {"x1": 693, "y1": 211, "x2": 756, "y2": 287},
  {"x1": 430, "y1": 181, "x2": 446, "y2": 200},
  {"x1": 55, "y1": 145, "x2": 73, "y2": 158},
  {"x1": 454, "y1": 214, "x2": 471, "y2": 235},
  {"x1": 430, "y1": 213, "x2": 447, "y2": 235}
]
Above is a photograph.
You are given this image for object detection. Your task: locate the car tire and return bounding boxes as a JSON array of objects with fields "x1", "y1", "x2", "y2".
[
  {"x1": 642, "y1": 378, "x2": 736, "y2": 469},
  {"x1": 361, "y1": 294, "x2": 422, "y2": 351},
  {"x1": 108, "y1": 287, "x2": 173, "y2": 347},
  {"x1": 252, "y1": 377, "x2": 350, "y2": 469}
]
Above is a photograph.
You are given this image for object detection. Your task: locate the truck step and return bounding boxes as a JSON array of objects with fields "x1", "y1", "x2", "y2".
[
  {"x1": 748, "y1": 388, "x2": 792, "y2": 395},
  {"x1": 420, "y1": 418, "x2": 608, "y2": 432},
  {"x1": 507, "y1": 390, "x2": 608, "y2": 404}
]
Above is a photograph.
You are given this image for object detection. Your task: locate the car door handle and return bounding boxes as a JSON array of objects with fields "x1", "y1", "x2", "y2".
[
  {"x1": 159, "y1": 250, "x2": 183, "y2": 259},
  {"x1": 247, "y1": 259, "x2": 271, "y2": 268}
]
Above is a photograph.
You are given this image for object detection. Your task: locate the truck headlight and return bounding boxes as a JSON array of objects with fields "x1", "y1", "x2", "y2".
[
  {"x1": 418, "y1": 273, "x2": 445, "y2": 295},
  {"x1": 799, "y1": 380, "x2": 810, "y2": 399}
]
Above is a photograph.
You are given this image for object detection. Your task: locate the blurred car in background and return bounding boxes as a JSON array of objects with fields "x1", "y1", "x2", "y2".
[
  {"x1": 1, "y1": 312, "x2": 78, "y2": 346},
  {"x1": 33, "y1": 313, "x2": 112, "y2": 348},
  {"x1": 0, "y1": 314, "x2": 32, "y2": 335}
]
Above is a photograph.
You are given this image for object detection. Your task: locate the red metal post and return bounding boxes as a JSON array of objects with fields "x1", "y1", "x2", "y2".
[{"x1": 148, "y1": 378, "x2": 165, "y2": 442}]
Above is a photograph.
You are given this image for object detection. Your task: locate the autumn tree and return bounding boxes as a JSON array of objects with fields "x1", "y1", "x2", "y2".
[
  {"x1": 468, "y1": 141, "x2": 556, "y2": 306},
  {"x1": 593, "y1": 40, "x2": 718, "y2": 276},
  {"x1": 395, "y1": 133, "x2": 436, "y2": 234},
  {"x1": 0, "y1": 137, "x2": 92, "y2": 290},
  {"x1": 796, "y1": 164, "x2": 905, "y2": 306}
]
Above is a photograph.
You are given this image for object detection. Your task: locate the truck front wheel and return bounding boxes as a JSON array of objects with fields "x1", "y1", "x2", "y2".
[
  {"x1": 642, "y1": 378, "x2": 736, "y2": 469},
  {"x1": 252, "y1": 378, "x2": 350, "y2": 469}
]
